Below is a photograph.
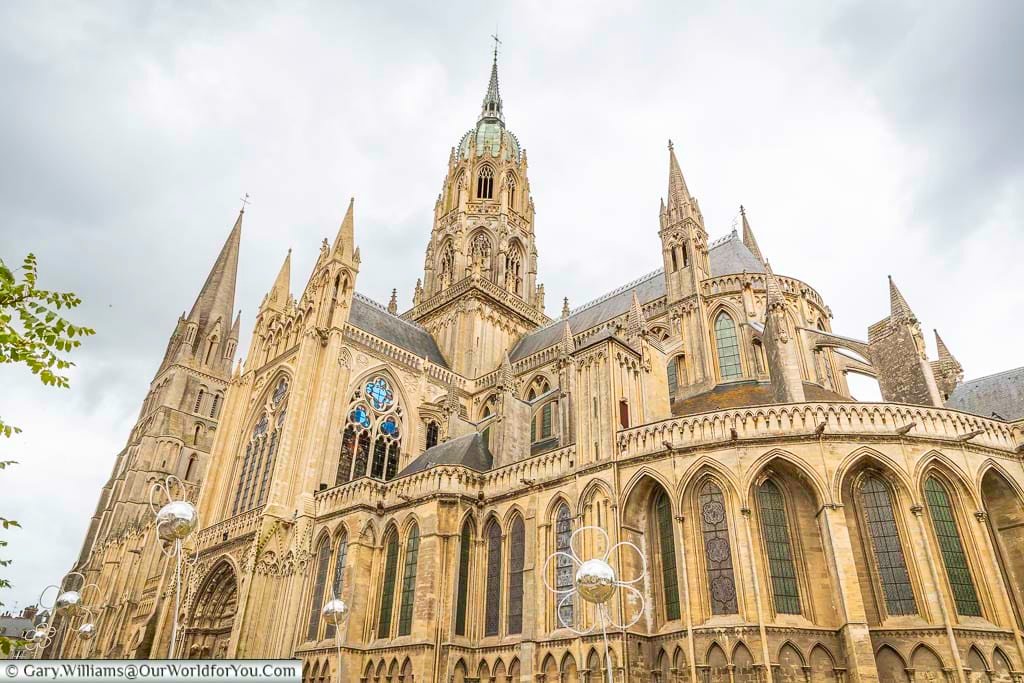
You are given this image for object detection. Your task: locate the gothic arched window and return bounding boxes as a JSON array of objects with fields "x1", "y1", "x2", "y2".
[
  {"x1": 477, "y1": 165, "x2": 494, "y2": 199},
  {"x1": 484, "y1": 520, "x2": 502, "y2": 637},
  {"x1": 756, "y1": 480, "x2": 800, "y2": 614},
  {"x1": 194, "y1": 389, "x2": 205, "y2": 414},
  {"x1": 505, "y1": 243, "x2": 523, "y2": 295},
  {"x1": 398, "y1": 525, "x2": 420, "y2": 636},
  {"x1": 439, "y1": 241, "x2": 455, "y2": 288},
  {"x1": 507, "y1": 516, "x2": 525, "y2": 634},
  {"x1": 425, "y1": 421, "x2": 439, "y2": 450},
  {"x1": 699, "y1": 481, "x2": 738, "y2": 614},
  {"x1": 555, "y1": 503, "x2": 574, "y2": 627},
  {"x1": 469, "y1": 233, "x2": 492, "y2": 276},
  {"x1": 858, "y1": 476, "x2": 917, "y2": 616},
  {"x1": 454, "y1": 520, "x2": 473, "y2": 636},
  {"x1": 232, "y1": 412, "x2": 268, "y2": 515},
  {"x1": 336, "y1": 376, "x2": 403, "y2": 486},
  {"x1": 209, "y1": 393, "x2": 222, "y2": 419},
  {"x1": 306, "y1": 536, "x2": 331, "y2": 641},
  {"x1": 377, "y1": 531, "x2": 400, "y2": 638},
  {"x1": 654, "y1": 489, "x2": 680, "y2": 621},
  {"x1": 714, "y1": 312, "x2": 742, "y2": 380},
  {"x1": 531, "y1": 401, "x2": 555, "y2": 444},
  {"x1": 505, "y1": 173, "x2": 516, "y2": 207},
  {"x1": 325, "y1": 532, "x2": 348, "y2": 638},
  {"x1": 924, "y1": 477, "x2": 981, "y2": 616}
]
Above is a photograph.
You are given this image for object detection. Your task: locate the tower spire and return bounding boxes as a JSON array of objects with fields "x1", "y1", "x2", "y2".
[
  {"x1": 888, "y1": 275, "x2": 916, "y2": 322},
  {"x1": 934, "y1": 329, "x2": 956, "y2": 362},
  {"x1": 740, "y1": 205, "x2": 764, "y2": 263},
  {"x1": 479, "y1": 36, "x2": 504, "y2": 124},
  {"x1": 666, "y1": 140, "x2": 691, "y2": 213},
  {"x1": 333, "y1": 198, "x2": 356, "y2": 259},
  {"x1": 187, "y1": 209, "x2": 242, "y2": 331}
]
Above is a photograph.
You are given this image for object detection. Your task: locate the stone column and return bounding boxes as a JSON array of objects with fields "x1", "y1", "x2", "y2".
[{"x1": 816, "y1": 504, "x2": 880, "y2": 682}]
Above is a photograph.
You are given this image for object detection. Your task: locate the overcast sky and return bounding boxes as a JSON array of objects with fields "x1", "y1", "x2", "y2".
[{"x1": 1, "y1": 1, "x2": 1022, "y2": 611}]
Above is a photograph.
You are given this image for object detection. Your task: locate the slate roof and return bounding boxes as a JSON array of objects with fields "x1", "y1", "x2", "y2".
[
  {"x1": 349, "y1": 293, "x2": 448, "y2": 367},
  {"x1": 510, "y1": 234, "x2": 764, "y2": 362},
  {"x1": 946, "y1": 366, "x2": 1024, "y2": 421},
  {"x1": 398, "y1": 432, "x2": 493, "y2": 476},
  {"x1": 672, "y1": 381, "x2": 850, "y2": 415}
]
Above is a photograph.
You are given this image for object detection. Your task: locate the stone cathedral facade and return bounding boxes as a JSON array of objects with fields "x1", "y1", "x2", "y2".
[{"x1": 56, "y1": 52, "x2": 1024, "y2": 683}]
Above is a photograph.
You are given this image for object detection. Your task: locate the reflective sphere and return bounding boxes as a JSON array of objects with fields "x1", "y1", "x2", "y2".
[
  {"x1": 575, "y1": 558, "x2": 616, "y2": 604},
  {"x1": 55, "y1": 590, "x2": 84, "y2": 617},
  {"x1": 32, "y1": 627, "x2": 49, "y2": 642},
  {"x1": 156, "y1": 500, "x2": 198, "y2": 540},
  {"x1": 77, "y1": 623, "x2": 96, "y2": 641},
  {"x1": 321, "y1": 599, "x2": 350, "y2": 625}
]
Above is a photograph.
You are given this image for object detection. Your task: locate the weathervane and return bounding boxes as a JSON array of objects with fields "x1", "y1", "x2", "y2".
[
  {"x1": 491, "y1": 29, "x2": 501, "y2": 59},
  {"x1": 239, "y1": 193, "x2": 252, "y2": 212}
]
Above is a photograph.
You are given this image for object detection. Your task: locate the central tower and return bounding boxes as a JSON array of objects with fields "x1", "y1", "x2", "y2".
[{"x1": 406, "y1": 46, "x2": 548, "y2": 377}]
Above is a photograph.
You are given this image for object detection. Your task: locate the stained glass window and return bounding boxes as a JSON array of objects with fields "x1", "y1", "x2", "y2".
[
  {"x1": 325, "y1": 534, "x2": 348, "y2": 638},
  {"x1": 485, "y1": 521, "x2": 502, "y2": 636},
  {"x1": 364, "y1": 378, "x2": 394, "y2": 411},
  {"x1": 454, "y1": 521, "x2": 472, "y2": 636},
  {"x1": 398, "y1": 526, "x2": 420, "y2": 636},
  {"x1": 336, "y1": 377, "x2": 403, "y2": 485},
  {"x1": 233, "y1": 395, "x2": 286, "y2": 516},
  {"x1": 377, "y1": 534, "x2": 400, "y2": 638},
  {"x1": 699, "y1": 482, "x2": 738, "y2": 614},
  {"x1": 714, "y1": 312, "x2": 742, "y2": 380},
  {"x1": 541, "y1": 402, "x2": 553, "y2": 439},
  {"x1": 655, "y1": 490, "x2": 680, "y2": 621},
  {"x1": 858, "y1": 476, "x2": 917, "y2": 616},
  {"x1": 272, "y1": 378, "x2": 288, "y2": 405},
  {"x1": 307, "y1": 538, "x2": 331, "y2": 641},
  {"x1": 756, "y1": 480, "x2": 801, "y2": 614},
  {"x1": 924, "y1": 477, "x2": 981, "y2": 616},
  {"x1": 555, "y1": 504, "x2": 574, "y2": 627},
  {"x1": 667, "y1": 358, "x2": 678, "y2": 396},
  {"x1": 507, "y1": 517, "x2": 525, "y2": 635}
]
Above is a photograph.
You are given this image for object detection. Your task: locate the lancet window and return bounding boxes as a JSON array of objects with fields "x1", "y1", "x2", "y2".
[
  {"x1": 554, "y1": 503, "x2": 574, "y2": 627},
  {"x1": 454, "y1": 520, "x2": 472, "y2": 636},
  {"x1": 377, "y1": 532, "x2": 400, "y2": 638},
  {"x1": 470, "y1": 233, "x2": 492, "y2": 275},
  {"x1": 324, "y1": 532, "x2": 348, "y2": 638},
  {"x1": 439, "y1": 241, "x2": 455, "y2": 289},
  {"x1": 507, "y1": 516, "x2": 525, "y2": 635},
  {"x1": 397, "y1": 525, "x2": 420, "y2": 636},
  {"x1": 335, "y1": 376, "x2": 403, "y2": 486},
  {"x1": 484, "y1": 520, "x2": 502, "y2": 637},
  {"x1": 505, "y1": 243, "x2": 523, "y2": 295},
  {"x1": 699, "y1": 481, "x2": 738, "y2": 614},
  {"x1": 654, "y1": 489, "x2": 680, "y2": 621},
  {"x1": 306, "y1": 536, "x2": 331, "y2": 641},
  {"x1": 477, "y1": 165, "x2": 494, "y2": 199},
  {"x1": 714, "y1": 312, "x2": 742, "y2": 380},
  {"x1": 858, "y1": 476, "x2": 918, "y2": 616},
  {"x1": 756, "y1": 480, "x2": 801, "y2": 614},
  {"x1": 232, "y1": 377, "x2": 288, "y2": 515},
  {"x1": 924, "y1": 477, "x2": 981, "y2": 616}
]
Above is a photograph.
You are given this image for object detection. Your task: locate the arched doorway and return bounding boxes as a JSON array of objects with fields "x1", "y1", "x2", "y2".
[{"x1": 183, "y1": 561, "x2": 237, "y2": 658}]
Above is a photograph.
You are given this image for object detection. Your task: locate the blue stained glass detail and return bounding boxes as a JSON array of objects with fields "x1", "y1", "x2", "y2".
[
  {"x1": 381, "y1": 416, "x2": 399, "y2": 438},
  {"x1": 254, "y1": 414, "x2": 269, "y2": 437},
  {"x1": 365, "y1": 378, "x2": 394, "y2": 411},
  {"x1": 350, "y1": 406, "x2": 371, "y2": 429}
]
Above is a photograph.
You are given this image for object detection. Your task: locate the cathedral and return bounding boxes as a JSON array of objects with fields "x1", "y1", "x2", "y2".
[{"x1": 52, "y1": 49, "x2": 1024, "y2": 683}]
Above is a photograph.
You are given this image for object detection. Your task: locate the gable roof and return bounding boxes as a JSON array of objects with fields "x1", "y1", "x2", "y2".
[
  {"x1": 510, "y1": 233, "x2": 764, "y2": 362},
  {"x1": 349, "y1": 293, "x2": 448, "y2": 367},
  {"x1": 398, "y1": 432, "x2": 493, "y2": 476},
  {"x1": 946, "y1": 366, "x2": 1024, "y2": 421}
]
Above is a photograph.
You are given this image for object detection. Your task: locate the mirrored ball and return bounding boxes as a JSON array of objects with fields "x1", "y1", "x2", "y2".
[
  {"x1": 156, "y1": 500, "x2": 198, "y2": 541},
  {"x1": 575, "y1": 558, "x2": 616, "y2": 604},
  {"x1": 321, "y1": 598, "x2": 350, "y2": 625}
]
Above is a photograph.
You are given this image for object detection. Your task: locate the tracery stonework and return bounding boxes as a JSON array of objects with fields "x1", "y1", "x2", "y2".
[{"x1": 54, "y1": 48, "x2": 1024, "y2": 683}]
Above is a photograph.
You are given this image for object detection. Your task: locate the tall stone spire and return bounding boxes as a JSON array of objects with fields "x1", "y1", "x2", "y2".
[
  {"x1": 187, "y1": 209, "x2": 242, "y2": 331},
  {"x1": 560, "y1": 320, "x2": 575, "y2": 356},
  {"x1": 666, "y1": 140, "x2": 692, "y2": 214},
  {"x1": 740, "y1": 205, "x2": 764, "y2": 263},
  {"x1": 479, "y1": 39, "x2": 504, "y2": 124},
  {"x1": 888, "y1": 275, "x2": 916, "y2": 322},
  {"x1": 935, "y1": 329, "x2": 956, "y2": 362},
  {"x1": 332, "y1": 198, "x2": 356, "y2": 260},
  {"x1": 263, "y1": 249, "x2": 291, "y2": 312}
]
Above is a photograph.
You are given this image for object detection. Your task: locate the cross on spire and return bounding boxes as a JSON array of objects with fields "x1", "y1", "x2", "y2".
[
  {"x1": 239, "y1": 193, "x2": 251, "y2": 212},
  {"x1": 491, "y1": 30, "x2": 502, "y2": 60}
]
